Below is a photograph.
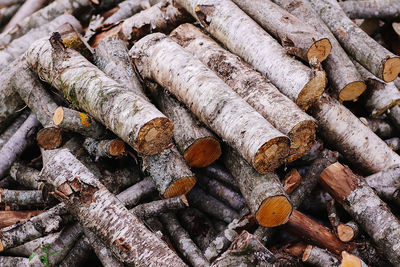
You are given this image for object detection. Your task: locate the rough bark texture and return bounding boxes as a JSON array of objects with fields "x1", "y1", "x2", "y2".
[
  {"x1": 0, "y1": 111, "x2": 29, "y2": 150},
  {"x1": 320, "y1": 162, "x2": 400, "y2": 266},
  {"x1": 273, "y1": 0, "x2": 366, "y2": 102},
  {"x1": 103, "y1": 0, "x2": 150, "y2": 24},
  {"x1": 198, "y1": 164, "x2": 239, "y2": 191},
  {"x1": 57, "y1": 21, "x2": 93, "y2": 61},
  {"x1": 3, "y1": 0, "x2": 48, "y2": 31},
  {"x1": 302, "y1": 245, "x2": 340, "y2": 267},
  {"x1": 223, "y1": 145, "x2": 292, "y2": 227},
  {"x1": 58, "y1": 235, "x2": 93, "y2": 267},
  {"x1": 26, "y1": 37, "x2": 173, "y2": 156},
  {"x1": 175, "y1": 0, "x2": 326, "y2": 110},
  {"x1": 40, "y1": 148, "x2": 186, "y2": 266},
  {"x1": 160, "y1": 212, "x2": 210, "y2": 267},
  {"x1": 339, "y1": 0, "x2": 400, "y2": 20},
  {"x1": 0, "y1": 256, "x2": 29, "y2": 266},
  {"x1": 0, "y1": 188, "x2": 43, "y2": 206},
  {"x1": 0, "y1": 210, "x2": 43, "y2": 228},
  {"x1": 132, "y1": 195, "x2": 188, "y2": 219},
  {"x1": 310, "y1": 94, "x2": 400, "y2": 174},
  {"x1": 282, "y1": 169, "x2": 302, "y2": 195},
  {"x1": 11, "y1": 160, "x2": 45, "y2": 189},
  {"x1": 309, "y1": 0, "x2": 400, "y2": 82},
  {"x1": 83, "y1": 137, "x2": 125, "y2": 160},
  {"x1": 131, "y1": 33, "x2": 290, "y2": 173},
  {"x1": 4, "y1": 232, "x2": 61, "y2": 257},
  {"x1": 115, "y1": 176, "x2": 156, "y2": 208},
  {"x1": 170, "y1": 23, "x2": 316, "y2": 161}
]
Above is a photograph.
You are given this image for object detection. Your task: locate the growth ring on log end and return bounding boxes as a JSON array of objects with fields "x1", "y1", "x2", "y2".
[
  {"x1": 163, "y1": 177, "x2": 196, "y2": 199},
  {"x1": 296, "y1": 70, "x2": 326, "y2": 110},
  {"x1": 383, "y1": 57, "x2": 400, "y2": 82},
  {"x1": 339, "y1": 81, "x2": 367, "y2": 102},
  {"x1": 253, "y1": 137, "x2": 290, "y2": 173},
  {"x1": 256, "y1": 195, "x2": 292, "y2": 227},
  {"x1": 307, "y1": 38, "x2": 332, "y2": 63},
  {"x1": 184, "y1": 137, "x2": 221, "y2": 168}
]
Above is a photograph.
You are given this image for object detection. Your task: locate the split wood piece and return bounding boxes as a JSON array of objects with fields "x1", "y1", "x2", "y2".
[
  {"x1": 57, "y1": 22, "x2": 93, "y2": 61},
  {"x1": 359, "y1": 117, "x2": 395, "y2": 139},
  {"x1": 310, "y1": 94, "x2": 400, "y2": 174},
  {"x1": 197, "y1": 173, "x2": 246, "y2": 211},
  {"x1": 339, "y1": 0, "x2": 400, "y2": 20},
  {"x1": 103, "y1": 0, "x2": 150, "y2": 24},
  {"x1": 131, "y1": 33, "x2": 290, "y2": 173},
  {"x1": 232, "y1": 0, "x2": 331, "y2": 64},
  {"x1": 175, "y1": 0, "x2": 326, "y2": 110},
  {"x1": 0, "y1": 210, "x2": 43, "y2": 228},
  {"x1": 0, "y1": 0, "x2": 90, "y2": 47},
  {"x1": 222, "y1": 145, "x2": 292, "y2": 227},
  {"x1": 0, "y1": 203, "x2": 70, "y2": 251},
  {"x1": 389, "y1": 105, "x2": 400, "y2": 131},
  {"x1": 186, "y1": 186, "x2": 239, "y2": 224},
  {"x1": 319, "y1": 162, "x2": 400, "y2": 266},
  {"x1": 115, "y1": 176, "x2": 156, "y2": 208},
  {"x1": 53, "y1": 107, "x2": 108, "y2": 138},
  {"x1": 145, "y1": 82, "x2": 221, "y2": 167},
  {"x1": 282, "y1": 169, "x2": 302, "y2": 195},
  {"x1": 0, "y1": 14, "x2": 82, "y2": 72},
  {"x1": 0, "y1": 113, "x2": 40, "y2": 179},
  {"x1": 83, "y1": 137, "x2": 126, "y2": 160},
  {"x1": 0, "y1": 4, "x2": 20, "y2": 26},
  {"x1": 212, "y1": 230, "x2": 276, "y2": 267},
  {"x1": 0, "y1": 188, "x2": 43, "y2": 206},
  {"x1": 142, "y1": 146, "x2": 196, "y2": 198},
  {"x1": 3, "y1": 0, "x2": 48, "y2": 32},
  {"x1": 26, "y1": 38, "x2": 173, "y2": 156},
  {"x1": 170, "y1": 24, "x2": 316, "y2": 161},
  {"x1": 386, "y1": 137, "x2": 400, "y2": 151},
  {"x1": 337, "y1": 221, "x2": 360, "y2": 243},
  {"x1": 4, "y1": 232, "x2": 61, "y2": 257},
  {"x1": 309, "y1": 0, "x2": 400, "y2": 82},
  {"x1": 0, "y1": 256, "x2": 28, "y2": 266},
  {"x1": 58, "y1": 235, "x2": 94, "y2": 267},
  {"x1": 131, "y1": 195, "x2": 188, "y2": 219},
  {"x1": 36, "y1": 126, "x2": 63, "y2": 149},
  {"x1": 28, "y1": 222, "x2": 83, "y2": 266},
  {"x1": 160, "y1": 212, "x2": 210, "y2": 267},
  {"x1": 40, "y1": 148, "x2": 186, "y2": 266},
  {"x1": 302, "y1": 245, "x2": 340, "y2": 267},
  {"x1": 273, "y1": 0, "x2": 366, "y2": 102},
  {"x1": 83, "y1": 227, "x2": 124, "y2": 267},
  {"x1": 203, "y1": 216, "x2": 252, "y2": 262},
  {"x1": 0, "y1": 111, "x2": 29, "y2": 149},
  {"x1": 90, "y1": 0, "x2": 192, "y2": 47},
  {"x1": 199, "y1": 164, "x2": 239, "y2": 191}
]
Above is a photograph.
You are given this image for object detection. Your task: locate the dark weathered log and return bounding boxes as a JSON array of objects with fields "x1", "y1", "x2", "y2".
[
  {"x1": 115, "y1": 176, "x2": 156, "y2": 208},
  {"x1": 302, "y1": 245, "x2": 340, "y2": 267},
  {"x1": 0, "y1": 210, "x2": 43, "y2": 228},
  {"x1": 0, "y1": 256, "x2": 28, "y2": 266},
  {"x1": 58, "y1": 235, "x2": 93, "y2": 267},
  {"x1": 0, "y1": 111, "x2": 29, "y2": 149},
  {"x1": 0, "y1": 188, "x2": 43, "y2": 206},
  {"x1": 132, "y1": 195, "x2": 188, "y2": 219},
  {"x1": 339, "y1": 0, "x2": 400, "y2": 20},
  {"x1": 3, "y1": 0, "x2": 48, "y2": 31},
  {"x1": 83, "y1": 137, "x2": 125, "y2": 160}
]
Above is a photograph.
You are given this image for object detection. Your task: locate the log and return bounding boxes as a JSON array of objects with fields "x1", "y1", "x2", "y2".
[
  {"x1": 58, "y1": 235, "x2": 93, "y2": 267},
  {"x1": 9, "y1": 162, "x2": 41, "y2": 189},
  {"x1": 170, "y1": 23, "x2": 316, "y2": 161},
  {"x1": 309, "y1": 0, "x2": 400, "y2": 82},
  {"x1": 115, "y1": 176, "x2": 156, "y2": 208},
  {"x1": 0, "y1": 111, "x2": 29, "y2": 150},
  {"x1": 0, "y1": 0, "x2": 25, "y2": 7},
  {"x1": 358, "y1": 117, "x2": 395, "y2": 139},
  {"x1": 175, "y1": 0, "x2": 326, "y2": 110},
  {"x1": 4, "y1": 232, "x2": 61, "y2": 257},
  {"x1": 3, "y1": 0, "x2": 48, "y2": 32},
  {"x1": 40, "y1": 148, "x2": 186, "y2": 266},
  {"x1": 198, "y1": 164, "x2": 239, "y2": 191},
  {"x1": 131, "y1": 33, "x2": 290, "y2": 173},
  {"x1": 310, "y1": 94, "x2": 400, "y2": 174},
  {"x1": 0, "y1": 188, "x2": 43, "y2": 206},
  {"x1": 36, "y1": 126, "x2": 63, "y2": 150},
  {"x1": 56, "y1": 22, "x2": 93, "y2": 61},
  {"x1": 0, "y1": 256, "x2": 28, "y2": 266},
  {"x1": 337, "y1": 221, "x2": 359, "y2": 243},
  {"x1": 282, "y1": 169, "x2": 302, "y2": 195},
  {"x1": 26, "y1": 37, "x2": 173, "y2": 156},
  {"x1": 341, "y1": 251, "x2": 367, "y2": 267},
  {"x1": 83, "y1": 137, "x2": 125, "y2": 160},
  {"x1": 339, "y1": 0, "x2": 400, "y2": 20},
  {"x1": 131, "y1": 195, "x2": 188, "y2": 219},
  {"x1": 273, "y1": 0, "x2": 366, "y2": 102},
  {"x1": 389, "y1": 105, "x2": 400, "y2": 131},
  {"x1": 0, "y1": 4, "x2": 20, "y2": 26},
  {"x1": 103, "y1": 0, "x2": 150, "y2": 24},
  {"x1": 0, "y1": 210, "x2": 43, "y2": 228},
  {"x1": 319, "y1": 162, "x2": 400, "y2": 266},
  {"x1": 222, "y1": 145, "x2": 292, "y2": 227},
  {"x1": 302, "y1": 245, "x2": 340, "y2": 267},
  {"x1": 232, "y1": 0, "x2": 331, "y2": 64}
]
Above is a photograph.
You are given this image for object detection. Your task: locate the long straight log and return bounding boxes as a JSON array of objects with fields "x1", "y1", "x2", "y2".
[
  {"x1": 3, "y1": 0, "x2": 48, "y2": 31},
  {"x1": 131, "y1": 33, "x2": 290, "y2": 173},
  {"x1": 4, "y1": 232, "x2": 61, "y2": 257},
  {"x1": 0, "y1": 111, "x2": 29, "y2": 149},
  {"x1": 131, "y1": 195, "x2": 188, "y2": 219},
  {"x1": 0, "y1": 3, "x2": 20, "y2": 26},
  {"x1": 0, "y1": 256, "x2": 28, "y2": 266},
  {"x1": 339, "y1": 0, "x2": 400, "y2": 20},
  {"x1": 175, "y1": 0, "x2": 326, "y2": 110},
  {"x1": 26, "y1": 37, "x2": 173, "y2": 156},
  {"x1": 170, "y1": 23, "x2": 316, "y2": 161}
]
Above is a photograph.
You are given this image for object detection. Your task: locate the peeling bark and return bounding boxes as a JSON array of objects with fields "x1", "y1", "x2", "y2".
[
  {"x1": 282, "y1": 169, "x2": 302, "y2": 195},
  {"x1": 339, "y1": 0, "x2": 400, "y2": 20},
  {"x1": 132, "y1": 195, "x2": 188, "y2": 219},
  {"x1": 0, "y1": 188, "x2": 43, "y2": 206}
]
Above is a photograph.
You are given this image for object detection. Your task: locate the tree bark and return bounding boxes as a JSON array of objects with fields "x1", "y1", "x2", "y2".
[
  {"x1": 0, "y1": 111, "x2": 29, "y2": 149},
  {"x1": 83, "y1": 137, "x2": 125, "y2": 160},
  {"x1": 302, "y1": 245, "x2": 340, "y2": 267},
  {"x1": 0, "y1": 4, "x2": 20, "y2": 26},
  {"x1": 0, "y1": 188, "x2": 43, "y2": 206},
  {"x1": 0, "y1": 256, "x2": 28, "y2": 266},
  {"x1": 9, "y1": 162, "x2": 41, "y2": 189},
  {"x1": 3, "y1": 0, "x2": 48, "y2": 32},
  {"x1": 131, "y1": 195, "x2": 188, "y2": 219},
  {"x1": 0, "y1": 210, "x2": 43, "y2": 228},
  {"x1": 4, "y1": 232, "x2": 61, "y2": 257},
  {"x1": 309, "y1": 0, "x2": 400, "y2": 82},
  {"x1": 115, "y1": 176, "x2": 156, "y2": 208},
  {"x1": 131, "y1": 33, "x2": 290, "y2": 173},
  {"x1": 58, "y1": 235, "x2": 93, "y2": 267},
  {"x1": 103, "y1": 0, "x2": 150, "y2": 24},
  {"x1": 26, "y1": 37, "x2": 173, "y2": 156},
  {"x1": 359, "y1": 117, "x2": 395, "y2": 139},
  {"x1": 339, "y1": 0, "x2": 400, "y2": 20},
  {"x1": 170, "y1": 23, "x2": 316, "y2": 161},
  {"x1": 198, "y1": 164, "x2": 239, "y2": 191}
]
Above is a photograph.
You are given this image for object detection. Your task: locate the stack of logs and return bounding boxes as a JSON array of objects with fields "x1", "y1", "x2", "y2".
[{"x1": 0, "y1": 0, "x2": 400, "y2": 266}]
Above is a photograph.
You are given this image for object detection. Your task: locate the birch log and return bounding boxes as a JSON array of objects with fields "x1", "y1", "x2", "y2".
[
  {"x1": 132, "y1": 195, "x2": 188, "y2": 219},
  {"x1": 302, "y1": 245, "x2": 340, "y2": 267},
  {"x1": 9, "y1": 162, "x2": 42, "y2": 189},
  {"x1": 131, "y1": 33, "x2": 290, "y2": 173},
  {"x1": 83, "y1": 137, "x2": 125, "y2": 160},
  {"x1": 103, "y1": 0, "x2": 150, "y2": 24},
  {"x1": 310, "y1": 94, "x2": 400, "y2": 174},
  {"x1": 3, "y1": 0, "x2": 48, "y2": 31},
  {"x1": 339, "y1": 0, "x2": 400, "y2": 20},
  {"x1": 175, "y1": 0, "x2": 326, "y2": 110},
  {"x1": 320, "y1": 162, "x2": 400, "y2": 266},
  {"x1": 26, "y1": 37, "x2": 173, "y2": 156},
  {"x1": 0, "y1": 188, "x2": 43, "y2": 206},
  {"x1": 40, "y1": 148, "x2": 186, "y2": 266},
  {"x1": 0, "y1": 256, "x2": 28, "y2": 266},
  {"x1": 170, "y1": 23, "x2": 316, "y2": 161},
  {"x1": 309, "y1": 0, "x2": 400, "y2": 82},
  {"x1": 0, "y1": 111, "x2": 28, "y2": 149},
  {"x1": 273, "y1": 0, "x2": 366, "y2": 102}
]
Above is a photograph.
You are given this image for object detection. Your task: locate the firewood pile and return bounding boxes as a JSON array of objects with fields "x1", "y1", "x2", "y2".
[{"x1": 0, "y1": 0, "x2": 400, "y2": 266}]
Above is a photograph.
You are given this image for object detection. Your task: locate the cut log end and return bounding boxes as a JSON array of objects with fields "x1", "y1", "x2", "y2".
[
  {"x1": 184, "y1": 137, "x2": 221, "y2": 168},
  {"x1": 253, "y1": 137, "x2": 290, "y2": 173},
  {"x1": 0, "y1": 241, "x2": 3, "y2": 252},
  {"x1": 109, "y1": 140, "x2": 126, "y2": 156},
  {"x1": 302, "y1": 245, "x2": 313, "y2": 262},
  {"x1": 296, "y1": 70, "x2": 326, "y2": 110},
  {"x1": 163, "y1": 176, "x2": 196, "y2": 198},
  {"x1": 382, "y1": 57, "x2": 400, "y2": 82},
  {"x1": 135, "y1": 117, "x2": 173, "y2": 155},
  {"x1": 341, "y1": 251, "x2": 363, "y2": 267},
  {"x1": 53, "y1": 106, "x2": 64, "y2": 125},
  {"x1": 339, "y1": 81, "x2": 367, "y2": 102},
  {"x1": 307, "y1": 38, "x2": 332, "y2": 63},
  {"x1": 256, "y1": 195, "x2": 292, "y2": 227},
  {"x1": 287, "y1": 120, "x2": 317, "y2": 162},
  {"x1": 337, "y1": 223, "x2": 354, "y2": 242},
  {"x1": 37, "y1": 127, "x2": 63, "y2": 149}
]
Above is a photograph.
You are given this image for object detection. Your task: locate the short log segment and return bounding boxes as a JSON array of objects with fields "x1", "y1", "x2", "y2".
[
  {"x1": 159, "y1": 212, "x2": 210, "y2": 267},
  {"x1": 319, "y1": 162, "x2": 400, "y2": 266},
  {"x1": 309, "y1": 0, "x2": 400, "y2": 82},
  {"x1": 40, "y1": 148, "x2": 186, "y2": 266},
  {"x1": 310, "y1": 94, "x2": 400, "y2": 174},
  {"x1": 26, "y1": 37, "x2": 173, "y2": 156},
  {"x1": 222, "y1": 145, "x2": 292, "y2": 227},
  {"x1": 339, "y1": 0, "x2": 400, "y2": 20},
  {"x1": 273, "y1": 0, "x2": 366, "y2": 102},
  {"x1": 170, "y1": 23, "x2": 316, "y2": 161},
  {"x1": 131, "y1": 195, "x2": 188, "y2": 219},
  {"x1": 83, "y1": 137, "x2": 126, "y2": 160},
  {"x1": 131, "y1": 33, "x2": 290, "y2": 173},
  {"x1": 0, "y1": 188, "x2": 43, "y2": 206},
  {"x1": 302, "y1": 245, "x2": 340, "y2": 267},
  {"x1": 337, "y1": 221, "x2": 359, "y2": 243},
  {"x1": 175, "y1": 0, "x2": 326, "y2": 110},
  {"x1": 0, "y1": 256, "x2": 28, "y2": 266},
  {"x1": 232, "y1": 0, "x2": 331, "y2": 64}
]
